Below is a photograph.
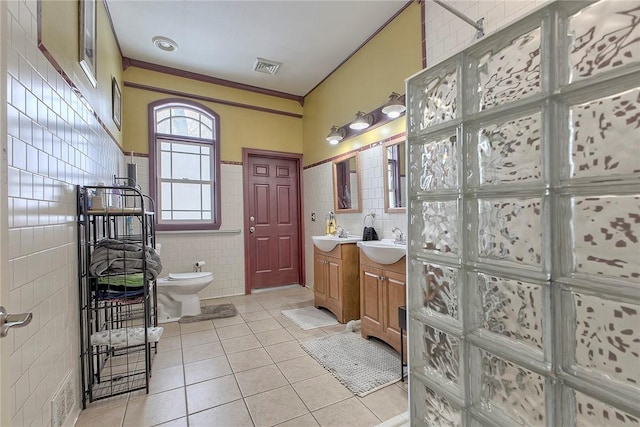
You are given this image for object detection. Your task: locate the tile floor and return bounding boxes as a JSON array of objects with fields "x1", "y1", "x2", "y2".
[{"x1": 75, "y1": 286, "x2": 408, "y2": 427}]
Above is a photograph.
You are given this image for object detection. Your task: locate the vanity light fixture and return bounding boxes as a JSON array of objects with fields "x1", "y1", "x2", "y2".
[
  {"x1": 326, "y1": 126, "x2": 346, "y2": 145},
  {"x1": 152, "y1": 36, "x2": 179, "y2": 52},
  {"x1": 381, "y1": 92, "x2": 406, "y2": 118},
  {"x1": 349, "y1": 111, "x2": 374, "y2": 130}
]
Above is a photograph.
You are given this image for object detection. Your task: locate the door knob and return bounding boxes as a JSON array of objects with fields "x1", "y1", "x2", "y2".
[
  {"x1": 0, "y1": 306, "x2": 33, "y2": 338},
  {"x1": 249, "y1": 216, "x2": 255, "y2": 222},
  {"x1": 249, "y1": 226, "x2": 255, "y2": 233}
]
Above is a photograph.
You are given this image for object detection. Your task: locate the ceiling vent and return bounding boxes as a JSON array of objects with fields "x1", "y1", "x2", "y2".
[{"x1": 253, "y1": 58, "x2": 282, "y2": 75}]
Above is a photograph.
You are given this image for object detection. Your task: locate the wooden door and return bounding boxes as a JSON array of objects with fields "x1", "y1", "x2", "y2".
[
  {"x1": 245, "y1": 152, "x2": 302, "y2": 290},
  {"x1": 361, "y1": 265, "x2": 383, "y2": 333}
]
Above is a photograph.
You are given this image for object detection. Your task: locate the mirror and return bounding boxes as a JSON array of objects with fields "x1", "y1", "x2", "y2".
[
  {"x1": 384, "y1": 139, "x2": 406, "y2": 212},
  {"x1": 333, "y1": 152, "x2": 361, "y2": 212}
]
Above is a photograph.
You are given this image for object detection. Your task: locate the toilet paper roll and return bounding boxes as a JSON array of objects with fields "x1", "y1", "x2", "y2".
[{"x1": 195, "y1": 261, "x2": 206, "y2": 268}]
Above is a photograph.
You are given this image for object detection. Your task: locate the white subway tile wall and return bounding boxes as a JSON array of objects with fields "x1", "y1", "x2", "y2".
[
  {"x1": 5, "y1": 0, "x2": 124, "y2": 425},
  {"x1": 425, "y1": 0, "x2": 551, "y2": 67},
  {"x1": 303, "y1": 144, "x2": 407, "y2": 290},
  {"x1": 136, "y1": 160, "x2": 246, "y2": 298}
]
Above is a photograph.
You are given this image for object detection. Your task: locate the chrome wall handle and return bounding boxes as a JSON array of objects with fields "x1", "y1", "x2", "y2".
[{"x1": 0, "y1": 306, "x2": 33, "y2": 338}]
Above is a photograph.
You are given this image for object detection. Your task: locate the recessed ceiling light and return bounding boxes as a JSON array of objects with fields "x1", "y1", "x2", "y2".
[{"x1": 152, "y1": 36, "x2": 178, "y2": 52}]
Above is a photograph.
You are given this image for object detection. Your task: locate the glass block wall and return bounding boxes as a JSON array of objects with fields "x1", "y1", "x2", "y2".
[{"x1": 406, "y1": 1, "x2": 639, "y2": 425}]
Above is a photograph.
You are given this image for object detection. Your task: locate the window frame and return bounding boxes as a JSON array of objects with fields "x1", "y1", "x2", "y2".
[{"x1": 148, "y1": 99, "x2": 221, "y2": 231}]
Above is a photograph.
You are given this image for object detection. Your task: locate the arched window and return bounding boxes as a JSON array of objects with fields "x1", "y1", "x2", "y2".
[{"x1": 149, "y1": 99, "x2": 221, "y2": 231}]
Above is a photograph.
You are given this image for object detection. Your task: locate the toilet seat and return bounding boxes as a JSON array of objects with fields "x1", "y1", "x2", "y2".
[{"x1": 168, "y1": 272, "x2": 212, "y2": 280}]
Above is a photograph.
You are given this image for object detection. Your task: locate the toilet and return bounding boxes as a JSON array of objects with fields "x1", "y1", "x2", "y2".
[{"x1": 156, "y1": 272, "x2": 213, "y2": 323}]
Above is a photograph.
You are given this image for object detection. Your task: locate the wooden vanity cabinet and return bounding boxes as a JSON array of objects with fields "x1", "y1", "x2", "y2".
[
  {"x1": 314, "y1": 244, "x2": 360, "y2": 323},
  {"x1": 359, "y1": 251, "x2": 406, "y2": 356}
]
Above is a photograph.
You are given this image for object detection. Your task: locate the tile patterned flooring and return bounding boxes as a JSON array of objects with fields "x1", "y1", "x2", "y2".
[{"x1": 75, "y1": 286, "x2": 408, "y2": 427}]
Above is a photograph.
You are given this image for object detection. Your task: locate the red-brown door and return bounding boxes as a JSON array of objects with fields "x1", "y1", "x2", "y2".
[{"x1": 244, "y1": 151, "x2": 302, "y2": 290}]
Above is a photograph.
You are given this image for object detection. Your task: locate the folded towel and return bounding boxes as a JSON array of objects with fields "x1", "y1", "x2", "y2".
[
  {"x1": 89, "y1": 239, "x2": 163, "y2": 280},
  {"x1": 362, "y1": 226, "x2": 379, "y2": 241},
  {"x1": 97, "y1": 288, "x2": 145, "y2": 300},
  {"x1": 90, "y1": 326, "x2": 164, "y2": 348},
  {"x1": 97, "y1": 273, "x2": 145, "y2": 288}
]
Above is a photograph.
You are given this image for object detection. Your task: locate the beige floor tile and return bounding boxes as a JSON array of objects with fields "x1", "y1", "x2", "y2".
[
  {"x1": 286, "y1": 326, "x2": 328, "y2": 341},
  {"x1": 212, "y1": 314, "x2": 246, "y2": 328},
  {"x1": 312, "y1": 397, "x2": 380, "y2": 427},
  {"x1": 179, "y1": 320, "x2": 214, "y2": 335},
  {"x1": 241, "y1": 310, "x2": 273, "y2": 322},
  {"x1": 153, "y1": 349, "x2": 183, "y2": 370},
  {"x1": 258, "y1": 298, "x2": 295, "y2": 310},
  {"x1": 123, "y1": 388, "x2": 187, "y2": 427},
  {"x1": 148, "y1": 365, "x2": 185, "y2": 395},
  {"x1": 156, "y1": 417, "x2": 188, "y2": 427},
  {"x1": 273, "y1": 314, "x2": 297, "y2": 328},
  {"x1": 216, "y1": 323, "x2": 253, "y2": 340},
  {"x1": 264, "y1": 340, "x2": 307, "y2": 363},
  {"x1": 222, "y1": 334, "x2": 262, "y2": 355},
  {"x1": 157, "y1": 335, "x2": 182, "y2": 352},
  {"x1": 245, "y1": 385, "x2": 309, "y2": 427},
  {"x1": 160, "y1": 322, "x2": 181, "y2": 338},
  {"x1": 186, "y1": 374, "x2": 242, "y2": 414},
  {"x1": 255, "y1": 328, "x2": 295, "y2": 346},
  {"x1": 247, "y1": 318, "x2": 283, "y2": 333},
  {"x1": 235, "y1": 303, "x2": 263, "y2": 314},
  {"x1": 227, "y1": 294, "x2": 257, "y2": 304},
  {"x1": 227, "y1": 347, "x2": 274, "y2": 373},
  {"x1": 188, "y1": 399, "x2": 254, "y2": 427},
  {"x1": 267, "y1": 307, "x2": 288, "y2": 317},
  {"x1": 359, "y1": 383, "x2": 408, "y2": 421},
  {"x1": 184, "y1": 355, "x2": 232, "y2": 385},
  {"x1": 292, "y1": 373, "x2": 353, "y2": 411},
  {"x1": 235, "y1": 364, "x2": 289, "y2": 397},
  {"x1": 277, "y1": 355, "x2": 328, "y2": 383},
  {"x1": 285, "y1": 300, "x2": 314, "y2": 309},
  {"x1": 275, "y1": 413, "x2": 320, "y2": 427},
  {"x1": 321, "y1": 324, "x2": 346, "y2": 334},
  {"x1": 182, "y1": 341, "x2": 225, "y2": 364},
  {"x1": 375, "y1": 411, "x2": 410, "y2": 427},
  {"x1": 396, "y1": 379, "x2": 408, "y2": 392},
  {"x1": 181, "y1": 329, "x2": 219, "y2": 347},
  {"x1": 75, "y1": 402, "x2": 127, "y2": 427},
  {"x1": 221, "y1": 334, "x2": 262, "y2": 354}
]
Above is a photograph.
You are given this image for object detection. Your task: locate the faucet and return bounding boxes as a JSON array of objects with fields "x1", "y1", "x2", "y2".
[
  {"x1": 391, "y1": 227, "x2": 406, "y2": 245},
  {"x1": 336, "y1": 225, "x2": 348, "y2": 238}
]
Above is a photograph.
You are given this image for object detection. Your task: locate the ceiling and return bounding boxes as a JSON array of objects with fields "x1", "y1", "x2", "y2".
[{"x1": 106, "y1": 0, "x2": 409, "y2": 97}]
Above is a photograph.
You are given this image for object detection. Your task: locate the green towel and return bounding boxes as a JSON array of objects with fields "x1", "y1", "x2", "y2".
[{"x1": 97, "y1": 273, "x2": 145, "y2": 287}]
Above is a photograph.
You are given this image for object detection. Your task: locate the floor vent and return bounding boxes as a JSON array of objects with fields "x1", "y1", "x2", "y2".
[
  {"x1": 253, "y1": 57, "x2": 282, "y2": 75},
  {"x1": 51, "y1": 371, "x2": 75, "y2": 427}
]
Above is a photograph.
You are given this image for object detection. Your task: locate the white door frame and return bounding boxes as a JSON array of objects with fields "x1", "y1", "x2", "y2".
[{"x1": 1, "y1": 0, "x2": 11, "y2": 424}]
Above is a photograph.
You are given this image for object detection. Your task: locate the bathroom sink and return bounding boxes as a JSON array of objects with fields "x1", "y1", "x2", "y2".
[
  {"x1": 312, "y1": 235, "x2": 361, "y2": 252},
  {"x1": 357, "y1": 239, "x2": 407, "y2": 264}
]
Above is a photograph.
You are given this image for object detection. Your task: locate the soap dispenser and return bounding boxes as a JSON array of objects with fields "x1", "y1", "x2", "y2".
[{"x1": 328, "y1": 211, "x2": 337, "y2": 235}]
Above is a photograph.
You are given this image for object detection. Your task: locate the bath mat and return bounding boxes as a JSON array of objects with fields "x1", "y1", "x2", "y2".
[
  {"x1": 301, "y1": 330, "x2": 401, "y2": 397},
  {"x1": 281, "y1": 306, "x2": 339, "y2": 330},
  {"x1": 179, "y1": 303, "x2": 237, "y2": 323}
]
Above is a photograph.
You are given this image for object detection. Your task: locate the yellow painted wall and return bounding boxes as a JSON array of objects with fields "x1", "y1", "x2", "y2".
[
  {"x1": 123, "y1": 68, "x2": 303, "y2": 162},
  {"x1": 302, "y1": 2, "x2": 423, "y2": 166},
  {"x1": 40, "y1": 0, "x2": 123, "y2": 144}
]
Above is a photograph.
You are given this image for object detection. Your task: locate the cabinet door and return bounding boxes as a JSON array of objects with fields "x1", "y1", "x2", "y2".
[
  {"x1": 314, "y1": 254, "x2": 327, "y2": 303},
  {"x1": 326, "y1": 257, "x2": 342, "y2": 308},
  {"x1": 361, "y1": 265, "x2": 383, "y2": 332},
  {"x1": 383, "y1": 269, "x2": 406, "y2": 340}
]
